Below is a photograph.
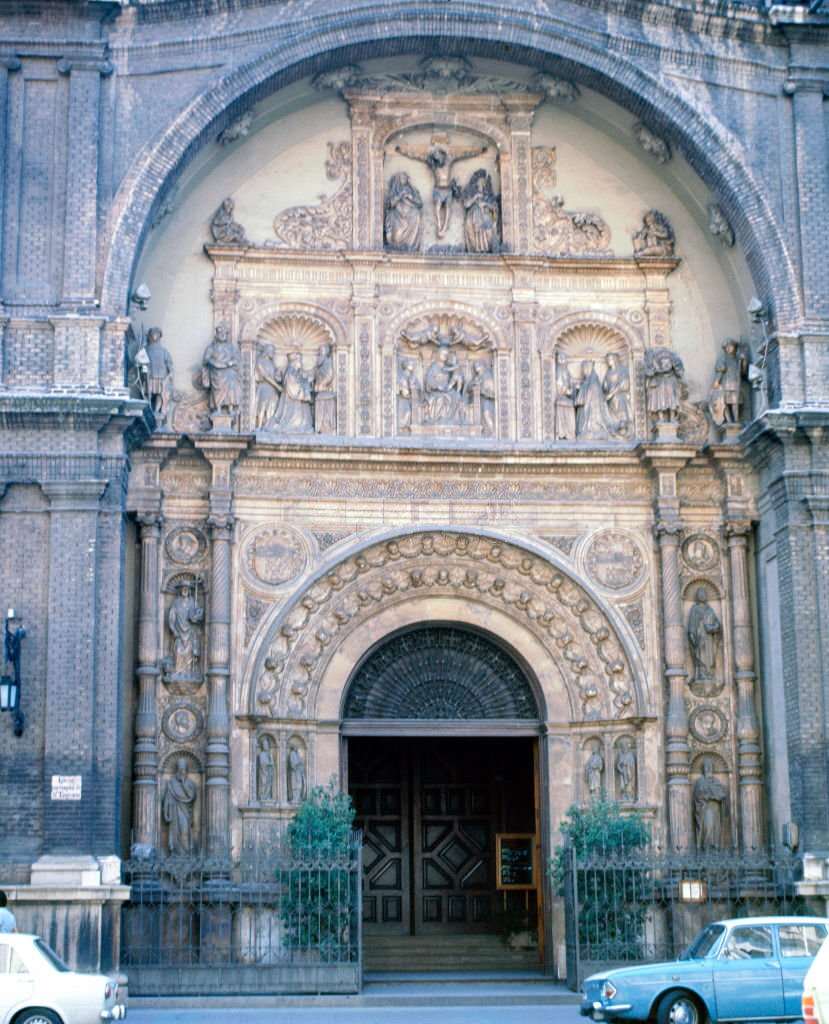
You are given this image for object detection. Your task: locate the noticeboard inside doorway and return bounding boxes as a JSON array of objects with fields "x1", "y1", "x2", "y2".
[{"x1": 496, "y1": 833, "x2": 536, "y2": 890}]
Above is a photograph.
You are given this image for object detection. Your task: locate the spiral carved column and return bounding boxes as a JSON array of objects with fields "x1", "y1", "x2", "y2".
[
  {"x1": 657, "y1": 520, "x2": 692, "y2": 851},
  {"x1": 205, "y1": 514, "x2": 233, "y2": 858},
  {"x1": 133, "y1": 513, "x2": 162, "y2": 851},
  {"x1": 726, "y1": 521, "x2": 764, "y2": 851}
]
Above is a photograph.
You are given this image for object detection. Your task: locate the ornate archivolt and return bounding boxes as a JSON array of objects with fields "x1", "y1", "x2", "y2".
[{"x1": 241, "y1": 530, "x2": 648, "y2": 727}]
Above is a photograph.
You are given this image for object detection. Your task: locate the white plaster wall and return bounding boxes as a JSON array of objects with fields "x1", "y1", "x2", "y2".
[{"x1": 136, "y1": 56, "x2": 756, "y2": 405}]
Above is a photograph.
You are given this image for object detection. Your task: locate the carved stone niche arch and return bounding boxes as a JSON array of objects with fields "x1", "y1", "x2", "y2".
[
  {"x1": 239, "y1": 304, "x2": 346, "y2": 435},
  {"x1": 242, "y1": 530, "x2": 648, "y2": 727}
]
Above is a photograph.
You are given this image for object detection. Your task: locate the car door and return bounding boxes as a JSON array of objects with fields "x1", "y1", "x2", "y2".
[
  {"x1": 0, "y1": 941, "x2": 36, "y2": 1020},
  {"x1": 777, "y1": 923, "x2": 828, "y2": 1019},
  {"x1": 714, "y1": 924, "x2": 785, "y2": 1021}
]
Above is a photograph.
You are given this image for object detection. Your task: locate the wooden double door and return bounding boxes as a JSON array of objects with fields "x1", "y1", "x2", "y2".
[{"x1": 349, "y1": 736, "x2": 535, "y2": 935}]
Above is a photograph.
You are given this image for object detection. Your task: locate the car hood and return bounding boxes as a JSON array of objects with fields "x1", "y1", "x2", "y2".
[{"x1": 585, "y1": 960, "x2": 711, "y2": 984}]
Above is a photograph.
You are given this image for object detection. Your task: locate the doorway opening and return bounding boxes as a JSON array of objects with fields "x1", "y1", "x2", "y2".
[{"x1": 348, "y1": 735, "x2": 541, "y2": 970}]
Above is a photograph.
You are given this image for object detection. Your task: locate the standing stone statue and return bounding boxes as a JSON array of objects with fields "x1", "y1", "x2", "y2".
[
  {"x1": 687, "y1": 586, "x2": 722, "y2": 685},
  {"x1": 255, "y1": 344, "x2": 281, "y2": 429},
  {"x1": 202, "y1": 325, "x2": 242, "y2": 426},
  {"x1": 632, "y1": 209, "x2": 675, "y2": 257},
  {"x1": 555, "y1": 352, "x2": 576, "y2": 440},
  {"x1": 288, "y1": 745, "x2": 306, "y2": 804},
  {"x1": 470, "y1": 360, "x2": 496, "y2": 436},
  {"x1": 615, "y1": 738, "x2": 637, "y2": 801},
  {"x1": 603, "y1": 353, "x2": 632, "y2": 438},
  {"x1": 644, "y1": 347, "x2": 685, "y2": 426},
  {"x1": 384, "y1": 172, "x2": 423, "y2": 251},
  {"x1": 210, "y1": 196, "x2": 248, "y2": 245},
  {"x1": 575, "y1": 360, "x2": 612, "y2": 440},
  {"x1": 708, "y1": 339, "x2": 749, "y2": 427},
  {"x1": 167, "y1": 581, "x2": 204, "y2": 680},
  {"x1": 140, "y1": 327, "x2": 174, "y2": 429},
  {"x1": 271, "y1": 351, "x2": 313, "y2": 433},
  {"x1": 313, "y1": 343, "x2": 336, "y2": 434},
  {"x1": 462, "y1": 169, "x2": 499, "y2": 254},
  {"x1": 396, "y1": 135, "x2": 488, "y2": 238},
  {"x1": 256, "y1": 736, "x2": 275, "y2": 802},
  {"x1": 585, "y1": 745, "x2": 604, "y2": 800},
  {"x1": 397, "y1": 358, "x2": 421, "y2": 432},
  {"x1": 693, "y1": 757, "x2": 727, "y2": 851},
  {"x1": 163, "y1": 758, "x2": 198, "y2": 855}
]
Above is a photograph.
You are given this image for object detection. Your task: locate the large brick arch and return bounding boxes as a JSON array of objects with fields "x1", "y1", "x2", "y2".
[{"x1": 100, "y1": 4, "x2": 798, "y2": 328}]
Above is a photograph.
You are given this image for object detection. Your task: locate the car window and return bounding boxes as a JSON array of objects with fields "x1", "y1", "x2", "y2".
[
  {"x1": 0, "y1": 943, "x2": 9, "y2": 973},
  {"x1": 34, "y1": 938, "x2": 70, "y2": 972},
  {"x1": 779, "y1": 924, "x2": 828, "y2": 958},
  {"x1": 681, "y1": 924, "x2": 726, "y2": 959},
  {"x1": 721, "y1": 925, "x2": 774, "y2": 960}
]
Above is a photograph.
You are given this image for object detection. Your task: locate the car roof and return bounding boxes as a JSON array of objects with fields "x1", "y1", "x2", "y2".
[
  {"x1": 714, "y1": 917, "x2": 829, "y2": 927},
  {"x1": 0, "y1": 933, "x2": 37, "y2": 943}
]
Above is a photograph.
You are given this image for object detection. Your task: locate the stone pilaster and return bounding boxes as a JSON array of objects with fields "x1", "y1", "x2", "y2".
[
  {"x1": 132, "y1": 512, "x2": 163, "y2": 851},
  {"x1": 725, "y1": 519, "x2": 764, "y2": 851},
  {"x1": 0, "y1": 57, "x2": 21, "y2": 303},
  {"x1": 348, "y1": 257, "x2": 379, "y2": 437}
]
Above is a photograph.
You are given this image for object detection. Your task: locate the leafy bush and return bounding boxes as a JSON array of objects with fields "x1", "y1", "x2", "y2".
[{"x1": 282, "y1": 780, "x2": 357, "y2": 961}]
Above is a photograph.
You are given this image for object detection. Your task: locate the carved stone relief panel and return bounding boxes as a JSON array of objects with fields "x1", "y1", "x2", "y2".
[
  {"x1": 165, "y1": 525, "x2": 208, "y2": 566},
  {"x1": 161, "y1": 570, "x2": 207, "y2": 695},
  {"x1": 690, "y1": 752, "x2": 731, "y2": 851},
  {"x1": 583, "y1": 736, "x2": 606, "y2": 802},
  {"x1": 614, "y1": 734, "x2": 638, "y2": 803},
  {"x1": 268, "y1": 141, "x2": 352, "y2": 251},
  {"x1": 682, "y1": 579, "x2": 725, "y2": 699},
  {"x1": 159, "y1": 749, "x2": 203, "y2": 856},
  {"x1": 240, "y1": 524, "x2": 310, "y2": 593},
  {"x1": 531, "y1": 147, "x2": 613, "y2": 257},
  {"x1": 162, "y1": 701, "x2": 205, "y2": 745},
  {"x1": 583, "y1": 530, "x2": 647, "y2": 593}
]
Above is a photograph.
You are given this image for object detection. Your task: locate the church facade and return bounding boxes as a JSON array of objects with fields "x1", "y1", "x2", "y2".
[{"x1": 0, "y1": 0, "x2": 828, "y2": 979}]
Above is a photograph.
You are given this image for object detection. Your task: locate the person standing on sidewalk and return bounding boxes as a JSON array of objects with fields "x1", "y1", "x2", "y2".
[{"x1": 0, "y1": 892, "x2": 16, "y2": 932}]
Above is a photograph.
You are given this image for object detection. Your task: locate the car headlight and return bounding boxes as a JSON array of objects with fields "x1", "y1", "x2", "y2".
[{"x1": 601, "y1": 981, "x2": 618, "y2": 1001}]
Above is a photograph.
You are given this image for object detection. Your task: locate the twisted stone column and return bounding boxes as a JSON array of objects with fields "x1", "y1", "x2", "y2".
[
  {"x1": 205, "y1": 514, "x2": 233, "y2": 858},
  {"x1": 656, "y1": 520, "x2": 692, "y2": 850},
  {"x1": 726, "y1": 521, "x2": 764, "y2": 851},
  {"x1": 132, "y1": 513, "x2": 162, "y2": 851}
]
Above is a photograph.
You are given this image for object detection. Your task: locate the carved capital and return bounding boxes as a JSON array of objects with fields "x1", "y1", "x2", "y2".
[
  {"x1": 783, "y1": 77, "x2": 829, "y2": 96},
  {"x1": 654, "y1": 520, "x2": 683, "y2": 540},
  {"x1": 207, "y1": 513, "x2": 235, "y2": 537},
  {"x1": 0, "y1": 56, "x2": 21, "y2": 72},
  {"x1": 57, "y1": 56, "x2": 113, "y2": 77},
  {"x1": 135, "y1": 511, "x2": 163, "y2": 532},
  {"x1": 724, "y1": 519, "x2": 752, "y2": 539}
]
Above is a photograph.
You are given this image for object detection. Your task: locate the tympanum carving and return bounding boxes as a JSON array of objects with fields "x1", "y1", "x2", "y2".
[
  {"x1": 201, "y1": 325, "x2": 242, "y2": 430},
  {"x1": 553, "y1": 324, "x2": 633, "y2": 440},
  {"x1": 314, "y1": 56, "x2": 538, "y2": 97},
  {"x1": 632, "y1": 122, "x2": 671, "y2": 164},
  {"x1": 632, "y1": 210, "x2": 675, "y2": 257},
  {"x1": 462, "y1": 169, "x2": 500, "y2": 253},
  {"x1": 532, "y1": 147, "x2": 612, "y2": 256},
  {"x1": 269, "y1": 141, "x2": 352, "y2": 251},
  {"x1": 384, "y1": 172, "x2": 423, "y2": 251},
  {"x1": 708, "y1": 204, "x2": 735, "y2": 248},
  {"x1": 210, "y1": 197, "x2": 248, "y2": 245}
]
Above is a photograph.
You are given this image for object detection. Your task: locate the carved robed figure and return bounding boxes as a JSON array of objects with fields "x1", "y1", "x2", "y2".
[
  {"x1": 313, "y1": 343, "x2": 337, "y2": 434},
  {"x1": 462, "y1": 169, "x2": 499, "y2": 253},
  {"x1": 202, "y1": 325, "x2": 242, "y2": 423},
  {"x1": 555, "y1": 353, "x2": 576, "y2": 440},
  {"x1": 271, "y1": 351, "x2": 313, "y2": 433},
  {"x1": 167, "y1": 582, "x2": 203, "y2": 680},
  {"x1": 163, "y1": 758, "x2": 198, "y2": 855},
  {"x1": 687, "y1": 586, "x2": 722, "y2": 684},
  {"x1": 396, "y1": 135, "x2": 488, "y2": 238},
  {"x1": 693, "y1": 757, "x2": 727, "y2": 851},
  {"x1": 384, "y1": 172, "x2": 423, "y2": 251}
]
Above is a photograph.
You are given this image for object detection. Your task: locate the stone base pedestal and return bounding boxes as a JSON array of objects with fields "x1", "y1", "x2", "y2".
[
  {"x1": 718, "y1": 422, "x2": 743, "y2": 444},
  {"x1": 209, "y1": 411, "x2": 235, "y2": 432},
  {"x1": 3, "y1": 855, "x2": 130, "y2": 973},
  {"x1": 652, "y1": 420, "x2": 680, "y2": 442}
]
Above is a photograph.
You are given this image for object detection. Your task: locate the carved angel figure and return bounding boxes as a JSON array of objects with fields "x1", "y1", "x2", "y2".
[
  {"x1": 644, "y1": 347, "x2": 685, "y2": 424},
  {"x1": 210, "y1": 197, "x2": 248, "y2": 245},
  {"x1": 384, "y1": 172, "x2": 423, "y2": 252},
  {"x1": 462, "y1": 169, "x2": 499, "y2": 253},
  {"x1": 396, "y1": 135, "x2": 488, "y2": 238},
  {"x1": 632, "y1": 209, "x2": 675, "y2": 257}
]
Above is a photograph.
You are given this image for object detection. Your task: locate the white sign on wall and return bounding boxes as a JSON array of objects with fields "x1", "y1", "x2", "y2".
[{"x1": 50, "y1": 775, "x2": 82, "y2": 801}]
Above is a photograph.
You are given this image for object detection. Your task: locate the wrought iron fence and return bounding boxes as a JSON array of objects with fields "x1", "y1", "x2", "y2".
[
  {"x1": 121, "y1": 832, "x2": 362, "y2": 995},
  {"x1": 562, "y1": 845, "x2": 804, "y2": 989}
]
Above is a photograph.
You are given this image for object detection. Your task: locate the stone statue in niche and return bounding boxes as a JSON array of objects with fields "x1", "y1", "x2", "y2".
[
  {"x1": 615, "y1": 737, "x2": 637, "y2": 801},
  {"x1": 313, "y1": 343, "x2": 336, "y2": 434},
  {"x1": 255, "y1": 344, "x2": 281, "y2": 429},
  {"x1": 166, "y1": 580, "x2": 204, "y2": 681},
  {"x1": 396, "y1": 134, "x2": 489, "y2": 238},
  {"x1": 555, "y1": 352, "x2": 576, "y2": 440},
  {"x1": 384, "y1": 172, "x2": 423, "y2": 252},
  {"x1": 687, "y1": 587, "x2": 722, "y2": 690},
  {"x1": 270, "y1": 352, "x2": 313, "y2": 433},
  {"x1": 462, "y1": 169, "x2": 500, "y2": 253},
  {"x1": 202, "y1": 325, "x2": 242, "y2": 428},
  {"x1": 575, "y1": 360, "x2": 613, "y2": 440},
  {"x1": 288, "y1": 744, "x2": 306, "y2": 804},
  {"x1": 632, "y1": 209, "x2": 675, "y2": 257},
  {"x1": 603, "y1": 353, "x2": 632, "y2": 438},
  {"x1": 693, "y1": 756, "x2": 727, "y2": 851},
  {"x1": 470, "y1": 360, "x2": 496, "y2": 436},
  {"x1": 133, "y1": 327, "x2": 174, "y2": 429},
  {"x1": 210, "y1": 196, "x2": 248, "y2": 245},
  {"x1": 708, "y1": 339, "x2": 750, "y2": 428},
  {"x1": 644, "y1": 347, "x2": 685, "y2": 426},
  {"x1": 585, "y1": 744, "x2": 604, "y2": 800},
  {"x1": 163, "y1": 757, "x2": 198, "y2": 855},
  {"x1": 397, "y1": 358, "x2": 422, "y2": 433},
  {"x1": 256, "y1": 735, "x2": 275, "y2": 802}
]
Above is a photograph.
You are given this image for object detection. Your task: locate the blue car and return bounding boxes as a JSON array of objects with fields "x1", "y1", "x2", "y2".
[{"x1": 581, "y1": 916, "x2": 829, "y2": 1024}]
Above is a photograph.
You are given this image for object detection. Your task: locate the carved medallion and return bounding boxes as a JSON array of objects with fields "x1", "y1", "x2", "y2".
[
  {"x1": 584, "y1": 530, "x2": 646, "y2": 591},
  {"x1": 682, "y1": 534, "x2": 720, "y2": 572},
  {"x1": 689, "y1": 705, "x2": 727, "y2": 745},
  {"x1": 244, "y1": 526, "x2": 308, "y2": 588},
  {"x1": 162, "y1": 701, "x2": 204, "y2": 743},
  {"x1": 165, "y1": 526, "x2": 207, "y2": 565}
]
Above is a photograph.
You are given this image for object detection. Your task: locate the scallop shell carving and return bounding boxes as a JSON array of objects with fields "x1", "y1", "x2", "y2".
[
  {"x1": 555, "y1": 322, "x2": 628, "y2": 359},
  {"x1": 257, "y1": 313, "x2": 334, "y2": 350}
]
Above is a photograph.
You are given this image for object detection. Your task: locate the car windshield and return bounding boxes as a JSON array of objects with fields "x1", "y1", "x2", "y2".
[
  {"x1": 34, "y1": 938, "x2": 70, "y2": 972},
  {"x1": 679, "y1": 924, "x2": 725, "y2": 960}
]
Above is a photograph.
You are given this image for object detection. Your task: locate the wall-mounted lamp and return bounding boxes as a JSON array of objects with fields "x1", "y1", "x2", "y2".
[{"x1": 0, "y1": 609, "x2": 26, "y2": 737}]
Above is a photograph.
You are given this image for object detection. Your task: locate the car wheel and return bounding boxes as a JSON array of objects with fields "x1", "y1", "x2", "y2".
[
  {"x1": 13, "y1": 1010, "x2": 62, "y2": 1024},
  {"x1": 655, "y1": 991, "x2": 704, "y2": 1024}
]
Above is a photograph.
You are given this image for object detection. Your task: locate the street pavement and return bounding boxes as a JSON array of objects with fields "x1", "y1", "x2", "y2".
[{"x1": 128, "y1": 1005, "x2": 584, "y2": 1023}]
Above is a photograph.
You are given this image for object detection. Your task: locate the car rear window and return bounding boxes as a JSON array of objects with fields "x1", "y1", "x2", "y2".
[
  {"x1": 779, "y1": 924, "x2": 827, "y2": 958},
  {"x1": 35, "y1": 938, "x2": 70, "y2": 972}
]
